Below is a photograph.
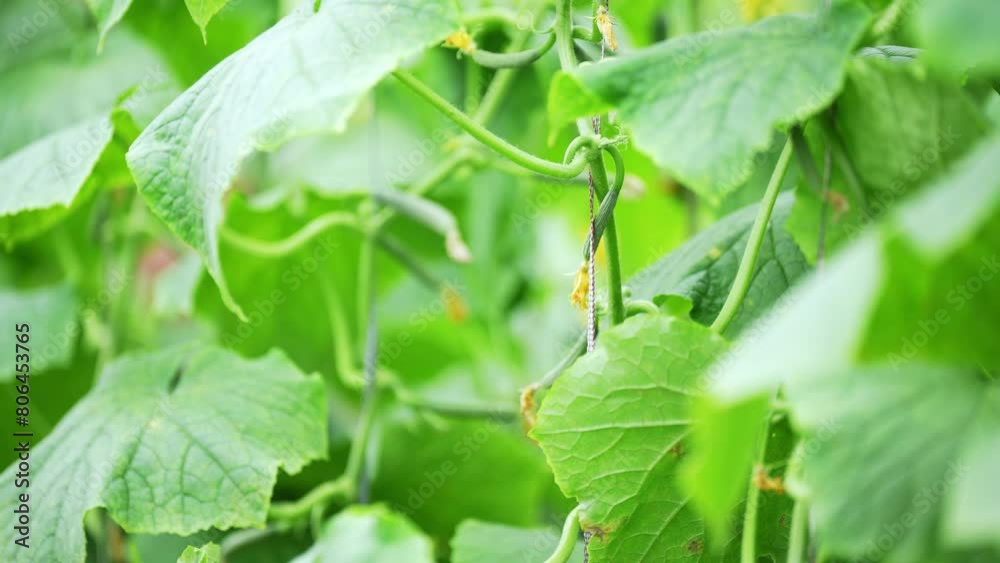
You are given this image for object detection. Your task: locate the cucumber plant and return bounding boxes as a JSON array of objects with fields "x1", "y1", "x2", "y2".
[{"x1": 1, "y1": 0, "x2": 998, "y2": 562}]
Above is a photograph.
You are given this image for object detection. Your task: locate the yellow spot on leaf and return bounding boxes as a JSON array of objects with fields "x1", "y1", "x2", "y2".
[{"x1": 708, "y1": 246, "x2": 722, "y2": 259}]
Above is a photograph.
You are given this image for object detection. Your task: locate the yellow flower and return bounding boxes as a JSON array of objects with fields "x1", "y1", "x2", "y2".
[
  {"x1": 570, "y1": 262, "x2": 589, "y2": 310},
  {"x1": 444, "y1": 30, "x2": 476, "y2": 55},
  {"x1": 596, "y1": 5, "x2": 618, "y2": 52}
]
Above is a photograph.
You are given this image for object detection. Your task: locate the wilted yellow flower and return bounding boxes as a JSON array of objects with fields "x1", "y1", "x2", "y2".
[
  {"x1": 442, "y1": 284, "x2": 468, "y2": 323},
  {"x1": 570, "y1": 262, "x2": 589, "y2": 310},
  {"x1": 596, "y1": 5, "x2": 618, "y2": 52}
]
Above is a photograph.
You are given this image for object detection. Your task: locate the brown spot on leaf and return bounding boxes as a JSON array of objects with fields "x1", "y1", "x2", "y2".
[
  {"x1": 687, "y1": 538, "x2": 705, "y2": 554},
  {"x1": 669, "y1": 440, "x2": 685, "y2": 458}
]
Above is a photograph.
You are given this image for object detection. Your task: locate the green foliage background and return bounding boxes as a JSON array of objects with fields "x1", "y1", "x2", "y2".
[{"x1": 0, "y1": 0, "x2": 998, "y2": 561}]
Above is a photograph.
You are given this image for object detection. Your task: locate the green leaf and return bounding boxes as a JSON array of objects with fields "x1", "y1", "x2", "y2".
[
  {"x1": 711, "y1": 134, "x2": 1000, "y2": 401},
  {"x1": 547, "y1": 2, "x2": 870, "y2": 199},
  {"x1": 127, "y1": 0, "x2": 460, "y2": 318},
  {"x1": 785, "y1": 364, "x2": 1000, "y2": 559},
  {"x1": 628, "y1": 194, "x2": 809, "y2": 336},
  {"x1": 0, "y1": 283, "x2": 77, "y2": 380},
  {"x1": 153, "y1": 250, "x2": 204, "y2": 318},
  {"x1": 831, "y1": 54, "x2": 987, "y2": 199},
  {"x1": 531, "y1": 314, "x2": 731, "y2": 562},
  {"x1": 786, "y1": 53, "x2": 988, "y2": 262},
  {"x1": 0, "y1": 31, "x2": 173, "y2": 156},
  {"x1": 450, "y1": 519, "x2": 585, "y2": 563},
  {"x1": 913, "y1": 0, "x2": 1000, "y2": 76},
  {"x1": 0, "y1": 345, "x2": 327, "y2": 563},
  {"x1": 290, "y1": 505, "x2": 434, "y2": 563},
  {"x1": 373, "y1": 411, "x2": 549, "y2": 540},
  {"x1": 184, "y1": 0, "x2": 230, "y2": 41},
  {"x1": 0, "y1": 116, "x2": 111, "y2": 243},
  {"x1": 177, "y1": 542, "x2": 221, "y2": 563},
  {"x1": 688, "y1": 135, "x2": 1000, "y2": 555},
  {"x1": 0, "y1": 30, "x2": 176, "y2": 244},
  {"x1": 87, "y1": 0, "x2": 134, "y2": 50}
]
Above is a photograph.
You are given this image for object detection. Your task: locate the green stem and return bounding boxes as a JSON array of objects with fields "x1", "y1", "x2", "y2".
[
  {"x1": 319, "y1": 276, "x2": 363, "y2": 389},
  {"x1": 221, "y1": 212, "x2": 359, "y2": 256},
  {"x1": 464, "y1": 56, "x2": 481, "y2": 114},
  {"x1": 473, "y1": 30, "x2": 533, "y2": 125},
  {"x1": 471, "y1": 33, "x2": 556, "y2": 69},
  {"x1": 872, "y1": 0, "x2": 911, "y2": 40},
  {"x1": 376, "y1": 234, "x2": 445, "y2": 291},
  {"x1": 741, "y1": 415, "x2": 773, "y2": 563},
  {"x1": 392, "y1": 70, "x2": 589, "y2": 179},
  {"x1": 790, "y1": 127, "x2": 822, "y2": 192},
  {"x1": 268, "y1": 477, "x2": 352, "y2": 522},
  {"x1": 711, "y1": 138, "x2": 793, "y2": 334},
  {"x1": 536, "y1": 331, "x2": 588, "y2": 390},
  {"x1": 344, "y1": 362, "x2": 379, "y2": 499},
  {"x1": 588, "y1": 152, "x2": 625, "y2": 325},
  {"x1": 818, "y1": 114, "x2": 869, "y2": 211},
  {"x1": 544, "y1": 506, "x2": 583, "y2": 563},
  {"x1": 554, "y1": 0, "x2": 592, "y2": 138},
  {"x1": 787, "y1": 497, "x2": 810, "y2": 563}
]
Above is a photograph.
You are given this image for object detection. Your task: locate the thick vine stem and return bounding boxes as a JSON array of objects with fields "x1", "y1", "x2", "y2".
[
  {"x1": 392, "y1": 70, "x2": 589, "y2": 179},
  {"x1": 710, "y1": 138, "x2": 794, "y2": 334},
  {"x1": 581, "y1": 146, "x2": 625, "y2": 259},
  {"x1": 741, "y1": 414, "x2": 773, "y2": 563},
  {"x1": 787, "y1": 496, "x2": 810, "y2": 563},
  {"x1": 544, "y1": 506, "x2": 583, "y2": 563},
  {"x1": 587, "y1": 151, "x2": 626, "y2": 326},
  {"x1": 471, "y1": 32, "x2": 556, "y2": 68},
  {"x1": 625, "y1": 299, "x2": 659, "y2": 317},
  {"x1": 268, "y1": 477, "x2": 352, "y2": 523}
]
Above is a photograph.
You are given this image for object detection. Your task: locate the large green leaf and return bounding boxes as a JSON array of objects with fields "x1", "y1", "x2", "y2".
[
  {"x1": 713, "y1": 134, "x2": 1000, "y2": 400},
  {"x1": 834, "y1": 55, "x2": 987, "y2": 199},
  {"x1": 0, "y1": 283, "x2": 77, "y2": 380},
  {"x1": 628, "y1": 194, "x2": 808, "y2": 336},
  {"x1": 0, "y1": 116, "x2": 112, "y2": 243},
  {"x1": 373, "y1": 409, "x2": 549, "y2": 540},
  {"x1": 547, "y1": 2, "x2": 870, "y2": 199},
  {"x1": 786, "y1": 52, "x2": 988, "y2": 262},
  {"x1": 532, "y1": 314, "x2": 734, "y2": 562},
  {"x1": 127, "y1": 0, "x2": 460, "y2": 318},
  {"x1": 290, "y1": 505, "x2": 434, "y2": 563},
  {"x1": 686, "y1": 134, "x2": 1000, "y2": 552},
  {"x1": 786, "y1": 365, "x2": 1000, "y2": 560},
  {"x1": 0, "y1": 345, "x2": 327, "y2": 563},
  {"x1": 450, "y1": 519, "x2": 585, "y2": 563},
  {"x1": 913, "y1": 0, "x2": 1000, "y2": 76},
  {"x1": 0, "y1": 31, "x2": 176, "y2": 244}
]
